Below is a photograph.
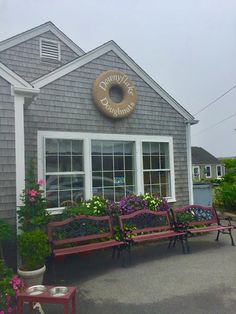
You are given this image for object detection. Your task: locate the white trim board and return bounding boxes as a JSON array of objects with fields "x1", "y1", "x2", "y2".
[
  {"x1": 0, "y1": 62, "x2": 33, "y2": 88},
  {"x1": 0, "y1": 21, "x2": 84, "y2": 56},
  {"x1": 33, "y1": 40, "x2": 197, "y2": 124},
  {"x1": 37, "y1": 131, "x2": 176, "y2": 211}
]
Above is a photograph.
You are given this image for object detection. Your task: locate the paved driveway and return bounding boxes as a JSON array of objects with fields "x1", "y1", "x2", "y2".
[{"x1": 27, "y1": 231, "x2": 236, "y2": 313}]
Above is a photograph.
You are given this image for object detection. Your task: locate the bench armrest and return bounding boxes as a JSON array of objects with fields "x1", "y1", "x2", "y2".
[{"x1": 218, "y1": 216, "x2": 233, "y2": 226}]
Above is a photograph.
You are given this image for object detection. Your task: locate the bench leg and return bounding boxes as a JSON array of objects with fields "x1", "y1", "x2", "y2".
[
  {"x1": 215, "y1": 230, "x2": 220, "y2": 242},
  {"x1": 183, "y1": 234, "x2": 190, "y2": 254},
  {"x1": 229, "y1": 229, "x2": 235, "y2": 246},
  {"x1": 168, "y1": 237, "x2": 177, "y2": 249}
]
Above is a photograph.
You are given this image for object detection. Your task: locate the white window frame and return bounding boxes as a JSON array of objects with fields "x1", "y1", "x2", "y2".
[
  {"x1": 216, "y1": 164, "x2": 222, "y2": 178},
  {"x1": 192, "y1": 166, "x2": 200, "y2": 181},
  {"x1": 204, "y1": 165, "x2": 212, "y2": 178},
  {"x1": 38, "y1": 131, "x2": 176, "y2": 213},
  {"x1": 40, "y1": 38, "x2": 61, "y2": 61}
]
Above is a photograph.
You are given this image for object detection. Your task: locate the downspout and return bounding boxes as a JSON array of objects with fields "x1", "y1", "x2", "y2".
[
  {"x1": 13, "y1": 87, "x2": 40, "y2": 233},
  {"x1": 186, "y1": 122, "x2": 193, "y2": 204}
]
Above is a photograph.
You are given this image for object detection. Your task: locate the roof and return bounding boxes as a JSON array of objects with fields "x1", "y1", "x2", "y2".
[
  {"x1": 191, "y1": 147, "x2": 220, "y2": 165},
  {"x1": 0, "y1": 21, "x2": 85, "y2": 56}
]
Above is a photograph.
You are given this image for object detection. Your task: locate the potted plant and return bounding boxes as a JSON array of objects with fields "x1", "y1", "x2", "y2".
[
  {"x1": 17, "y1": 230, "x2": 51, "y2": 286},
  {"x1": 17, "y1": 161, "x2": 51, "y2": 286}
]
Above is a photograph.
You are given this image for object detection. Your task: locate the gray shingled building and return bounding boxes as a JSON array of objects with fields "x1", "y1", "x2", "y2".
[
  {"x1": 0, "y1": 22, "x2": 197, "y2": 232},
  {"x1": 191, "y1": 146, "x2": 224, "y2": 181}
]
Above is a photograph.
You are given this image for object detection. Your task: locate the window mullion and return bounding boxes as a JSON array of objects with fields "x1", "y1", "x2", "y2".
[{"x1": 136, "y1": 140, "x2": 143, "y2": 194}]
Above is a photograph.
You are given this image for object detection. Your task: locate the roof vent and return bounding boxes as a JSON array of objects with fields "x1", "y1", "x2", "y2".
[{"x1": 40, "y1": 39, "x2": 60, "y2": 61}]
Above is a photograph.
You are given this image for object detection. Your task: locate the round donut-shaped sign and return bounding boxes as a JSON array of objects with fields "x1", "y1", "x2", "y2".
[{"x1": 92, "y1": 70, "x2": 137, "y2": 119}]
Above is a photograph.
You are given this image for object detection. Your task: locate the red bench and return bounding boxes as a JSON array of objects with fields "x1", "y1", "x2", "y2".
[
  {"x1": 47, "y1": 215, "x2": 124, "y2": 259},
  {"x1": 172, "y1": 205, "x2": 235, "y2": 252},
  {"x1": 118, "y1": 209, "x2": 188, "y2": 262}
]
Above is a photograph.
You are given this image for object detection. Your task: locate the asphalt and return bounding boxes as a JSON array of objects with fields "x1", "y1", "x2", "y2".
[{"x1": 23, "y1": 230, "x2": 236, "y2": 314}]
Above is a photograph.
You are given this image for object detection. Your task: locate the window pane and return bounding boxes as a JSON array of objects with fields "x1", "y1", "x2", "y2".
[
  {"x1": 72, "y1": 176, "x2": 83, "y2": 189},
  {"x1": 73, "y1": 190, "x2": 83, "y2": 202},
  {"x1": 59, "y1": 140, "x2": 71, "y2": 155},
  {"x1": 103, "y1": 156, "x2": 113, "y2": 171},
  {"x1": 103, "y1": 172, "x2": 113, "y2": 186},
  {"x1": 160, "y1": 155, "x2": 169, "y2": 169},
  {"x1": 151, "y1": 171, "x2": 159, "y2": 184},
  {"x1": 114, "y1": 143, "x2": 124, "y2": 155},
  {"x1": 72, "y1": 156, "x2": 83, "y2": 171},
  {"x1": 59, "y1": 156, "x2": 71, "y2": 172},
  {"x1": 144, "y1": 171, "x2": 150, "y2": 185},
  {"x1": 92, "y1": 141, "x2": 102, "y2": 155},
  {"x1": 46, "y1": 175, "x2": 58, "y2": 191},
  {"x1": 46, "y1": 139, "x2": 58, "y2": 155},
  {"x1": 152, "y1": 185, "x2": 160, "y2": 194},
  {"x1": 124, "y1": 142, "x2": 133, "y2": 155},
  {"x1": 72, "y1": 140, "x2": 82, "y2": 155},
  {"x1": 92, "y1": 156, "x2": 101, "y2": 171},
  {"x1": 46, "y1": 191, "x2": 58, "y2": 208},
  {"x1": 143, "y1": 156, "x2": 150, "y2": 169},
  {"x1": 92, "y1": 173, "x2": 103, "y2": 187},
  {"x1": 104, "y1": 187, "x2": 114, "y2": 201},
  {"x1": 125, "y1": 171, "x2": 133, "y2": 185},
  {"x1": 151, "y1": 142, "x2": 160, "y2": 155},
  {"x1": 46, "y1": 156, "x2": 58, "y2": 172},
  {"x1": 125, "y1": 156, "x2": 133, "y2": 170},
  {"x1": 59, "y1": 176, "x2": 71, "y2": 190},
  {"x1": 102, "y1": 142, "x2": 113, "y2": 155},
  {"x1": 114, "y1": 156, "x2": 124, "y2": 170},
  {"x1": 142, "y1": 142, "x2": 150, "y2": 155},
  {"x1": 59, "y1": 190, "x2": 72, "y2": 205},
  {"x1": 151, "y1": 156, "x2": 160, "y2": 169}
]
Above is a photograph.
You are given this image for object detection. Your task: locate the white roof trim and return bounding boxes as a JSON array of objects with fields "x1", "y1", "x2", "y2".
[
  {"x1": 0, "y1": 62, "x2": 32, "y2": 88},
  {"x1": 0, "y1": 21, "x2": 84, "y2": 56},
  {"x1": 33, "y1": 40, "x2": 196, "y2": 123}
]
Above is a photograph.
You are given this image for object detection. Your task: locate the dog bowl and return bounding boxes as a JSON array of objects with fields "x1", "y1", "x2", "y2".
[
  {"x1": 49, "y1": 286, "x2": 69, "y2": 297},
  {"x1": 26, "y1": 285, "x2": 46, "y2": 296}
]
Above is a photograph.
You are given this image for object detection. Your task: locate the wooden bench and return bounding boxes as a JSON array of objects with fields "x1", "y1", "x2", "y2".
[
  {"x1": 47, "y1": 215, "x2": 125, "y2": 260},
  {"x1": 172, "y1": 205, "x2": 235, "y2": 252},
  {"x1": 118, "y1": 209, "x2": 188, "y2": 262}
]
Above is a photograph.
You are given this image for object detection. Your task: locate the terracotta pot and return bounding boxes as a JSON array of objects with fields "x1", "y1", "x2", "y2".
[{"x1": 17, "y1": 265, "x2": 46, "y2": 287}]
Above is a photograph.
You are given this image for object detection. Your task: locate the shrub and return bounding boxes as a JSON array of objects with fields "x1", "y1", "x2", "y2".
[
  {"x1": 0, "y1": 219, "x2": 14, "y2": 261},
  {"x1": 62, "y1": 196, "x2": 108, "y2": 218},
  {"x1": 0, "y1": 260, "x2": 24, "y2": 314},
  {"x1": 119, "y1": 194, "x2": 148, "y2": 215},
  {"x1": 18, "y1": 230, "x2": 51, "y2": 270},
  {"x1": 140, "y1": 193, "x2": 170, "y2": 211},
  {"x1": 214, "y1": 183, "x2": 236, "y2": 212}
]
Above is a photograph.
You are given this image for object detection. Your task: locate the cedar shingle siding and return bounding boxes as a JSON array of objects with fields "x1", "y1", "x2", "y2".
[
  {"x1": 0, "y1": 77, "x2": 16, "y2": 225},
  {"x1": 0, "y1": 24, "x2": 193, "y2": 228}
]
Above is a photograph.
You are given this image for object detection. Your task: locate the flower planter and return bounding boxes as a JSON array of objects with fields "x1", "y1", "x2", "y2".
[{"x1": 17, "y1": 265, "x2": 46, "y2": 287}]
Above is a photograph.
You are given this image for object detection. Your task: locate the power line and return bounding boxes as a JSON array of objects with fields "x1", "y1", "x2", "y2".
[
  {"x1": 194, "y1": 84, "x2": 236, "y2": 116},
  {"x1": 193, "y1": 111, "x2": 236, "y2": 137}
]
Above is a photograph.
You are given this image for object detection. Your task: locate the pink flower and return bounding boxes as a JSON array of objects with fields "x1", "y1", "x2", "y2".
[
  {"x1": 28, "y1": 189, "x2": 38, "y2": 197},
  {"x1": 38, "y1": 179, "x2": 46, "y2": 186},
  {"x1": 0, "y1": 311, "x2": 5, "y2": 314},
  {"x1": 8, "y1": 307, "x2": 13, "y2": 314}
]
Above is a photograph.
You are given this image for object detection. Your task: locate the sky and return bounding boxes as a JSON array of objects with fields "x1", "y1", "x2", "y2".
[{"x1": 0, "y1": 0, "x2": 236, "y2": 157}]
